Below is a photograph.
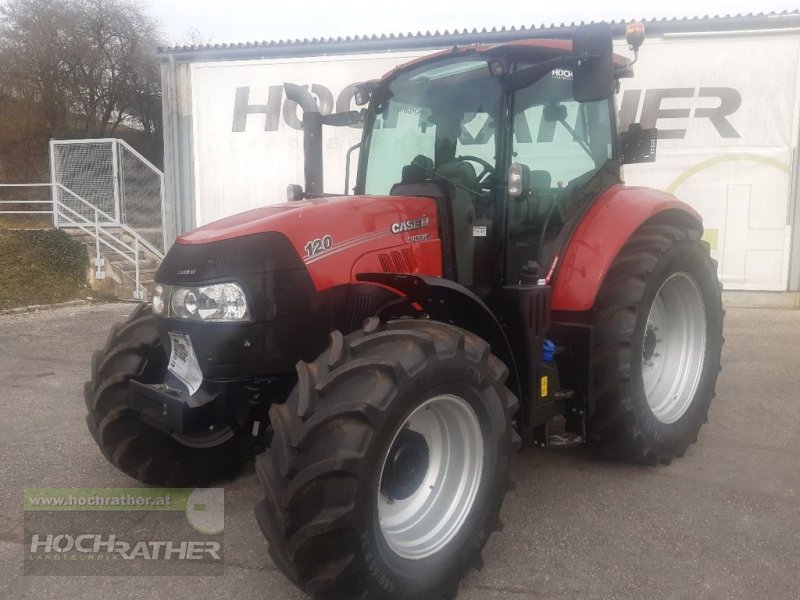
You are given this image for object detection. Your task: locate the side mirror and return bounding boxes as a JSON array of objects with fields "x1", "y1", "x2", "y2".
[
  {"x1": 508, "y1": 163, "x2": 530, "y2": 198},
  {"x1": 354, "y1": 81, "x2": 378, "y2": 106},
  {"x1": 572, "y1": 22, "x2": 614, "y2": 103},
  {"x1": 620, "y1": 124, "x2": 657, "y2": 164}
]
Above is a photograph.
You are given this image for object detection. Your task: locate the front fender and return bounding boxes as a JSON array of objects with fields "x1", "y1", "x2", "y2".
[
  {"x1": 356, "y1": 273, "x2": 521, "y2": 398},
  {"x1": 550, "y1": 184, "x2": 703, "y2": 312}
]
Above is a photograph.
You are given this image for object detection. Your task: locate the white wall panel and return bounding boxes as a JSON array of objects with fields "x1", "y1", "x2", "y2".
[{"x1": 188, "y1": 35, "x2": 800, "y2": 290}]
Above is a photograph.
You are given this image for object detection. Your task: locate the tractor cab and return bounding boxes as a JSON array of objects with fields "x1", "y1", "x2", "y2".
[{"x1": 355, "y1": 43, "x2": 625, "y2": 291}]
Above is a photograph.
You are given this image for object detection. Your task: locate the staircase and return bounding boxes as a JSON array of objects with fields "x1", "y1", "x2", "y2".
[
  {"x1": 51, "y1": 183, "x2": 164, "y2": 300},
  {"x1": 65, "y1": 228, "x2": 162, "y2": 300},
  {"x1": 1, "y1": 139, "x2": 166, "y2": 301}
]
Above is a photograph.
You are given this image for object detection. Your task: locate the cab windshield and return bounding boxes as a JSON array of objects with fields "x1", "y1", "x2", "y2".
[
  {"x1": 357, "y1": 52, "x2": 616, "y2": 289},
  {"x1": 362, "y1": 57, "x2": 503, "y2": 195}
]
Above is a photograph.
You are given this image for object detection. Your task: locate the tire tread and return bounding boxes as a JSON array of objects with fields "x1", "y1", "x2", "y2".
[{"x1": 588, "y1": 223, "x2": 723, "y2": 464}]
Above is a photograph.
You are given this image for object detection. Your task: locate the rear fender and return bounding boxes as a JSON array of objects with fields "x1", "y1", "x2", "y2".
[
  {"x1": 550, "y1": 184, "x2": 703, "y2": 312},
  {"x1": 356, "y1": 273, "x2": 521, "y2": 398}
]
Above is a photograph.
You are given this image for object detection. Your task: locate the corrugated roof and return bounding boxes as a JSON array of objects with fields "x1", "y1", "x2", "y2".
[{"x1": 159, "y1": 11, "x2": 800, "y2": 59}]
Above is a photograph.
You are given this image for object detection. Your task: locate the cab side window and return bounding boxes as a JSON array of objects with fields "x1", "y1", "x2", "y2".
[
  {"x1": 512, "y1": 67, "x2": 612, "y2": 189},
  {"x1": 365, "y1": 102, "x2": 436, "y2": 195},
  {"x1": 506, "y1": 71, "x2": 614, "y2": 280}
]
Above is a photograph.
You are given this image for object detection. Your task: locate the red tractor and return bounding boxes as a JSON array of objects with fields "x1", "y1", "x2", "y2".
[{"x1": 86, "y1": 23, "x2": 722, "y2": 600}]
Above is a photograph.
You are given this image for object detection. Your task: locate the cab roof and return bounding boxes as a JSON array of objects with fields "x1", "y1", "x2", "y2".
[{"x1": 381, "y1": 39, "x2": 631, "y2": 82}]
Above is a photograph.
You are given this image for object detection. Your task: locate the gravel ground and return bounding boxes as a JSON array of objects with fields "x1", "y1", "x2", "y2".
[{"x1": 0, "y1": 302, "x2": 798, "y2": 599}]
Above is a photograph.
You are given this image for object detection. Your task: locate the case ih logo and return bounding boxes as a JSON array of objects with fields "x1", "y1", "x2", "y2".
[
  {"x1": 232, "y1": 83, "x2": 742, "y2": 141},
  {"x1": 391, "y1": 216, "x2": 429, "y2": 234}
]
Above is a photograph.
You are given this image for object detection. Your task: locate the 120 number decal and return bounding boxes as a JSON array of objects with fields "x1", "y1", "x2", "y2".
[{"x1": 304, "y1": 235, "x2": 333, "y2": 258}]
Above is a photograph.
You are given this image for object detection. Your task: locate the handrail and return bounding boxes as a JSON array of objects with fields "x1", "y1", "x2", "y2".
[
  {"x1": 54, "y1": 184, "x2": 163, "y2": 259},
  {"x1": 57, "y1": 210, "x2": 135, "y2": 263},
  {"x1": 55, "y1": 184, "x2": 117, "y2": 224},
  {"x1": 56, "y1": 212, "x2": 140, "y2": 287},
  {"x1": 118, "y1": 139, "x2": 164, "y2": 179},
  {"x1": 56, "y1": 195, "x2": 137, "y2": 255},
  {"x1": 0, "y1": 179, "x2": 163, "y2": 301},
  {"x1": 1, "y1": 183, "x2": 162, "y2": 258},
  {"x1": 0, "y1": 186, "x2": 54, "y2": 215},
  {"x1": 56, "y1": 206, "x2": 145, "y2": 298},
  {"x1": 55, "y1": 201, "x2": 138, "y2": 258},
  {"x1": 0, "y1": 198, "x2": 54, "y2": 215},
  {"x1": 1, "y1": 179, "x2": 164, "y2": 259}
]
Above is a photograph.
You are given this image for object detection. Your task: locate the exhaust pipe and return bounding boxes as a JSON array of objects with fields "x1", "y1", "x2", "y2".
[{"x1": 284, "y1": 83, "x2": 323, "y2": 195}]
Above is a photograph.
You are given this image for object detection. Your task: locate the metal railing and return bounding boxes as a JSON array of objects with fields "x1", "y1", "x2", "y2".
[
  {"x1": 0, "y1": 183, "x2": 164, "y2": 300},
  {"x1": 51, "y1": 138, "x2": 166, "y2": 253}
]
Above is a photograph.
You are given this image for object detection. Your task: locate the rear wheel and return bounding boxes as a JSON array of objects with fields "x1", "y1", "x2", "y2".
[
  {"x1": 255, "y1": 318, "x2": 517, "y2": 600},
  {"x1": 84, "y1": 303, "x2": 255, "y2": 486},
  {"x1": 589, "y1": 222, "x2": 723, "y2": 464}
]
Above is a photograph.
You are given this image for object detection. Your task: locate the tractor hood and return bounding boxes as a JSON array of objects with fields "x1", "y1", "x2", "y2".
[{"x1": 173, "y1": 194, "x2": 443, "y2": 290}]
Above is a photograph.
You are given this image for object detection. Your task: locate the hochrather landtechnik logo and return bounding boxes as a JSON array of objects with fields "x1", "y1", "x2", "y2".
[{"x1": 24, "y1": 488, "x2": 224, "y2": 575}]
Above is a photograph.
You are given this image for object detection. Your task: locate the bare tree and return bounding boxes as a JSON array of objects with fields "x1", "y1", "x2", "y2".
[
  {"x1": 69, "y1": 0, "x2": 161, "y2": 135},
  {"x1": 0, "y1": 0, "x2": 76, "y2": 132},
  {"x1": 0, "y1": 0, "x2": 163, "y2": 178}
]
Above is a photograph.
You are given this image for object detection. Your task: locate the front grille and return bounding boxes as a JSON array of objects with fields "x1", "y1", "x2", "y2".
[{"x1": 157, "y1": 232, "x2": 304, "y2": 283}]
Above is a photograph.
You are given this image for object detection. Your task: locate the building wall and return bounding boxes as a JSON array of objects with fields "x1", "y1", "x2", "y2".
[
  {"x1": 618, "y1": 33, "x2": 800, "y2": 291},
  {"x1": 161, "y1": 29, "x2": 800, "y2": 291}
]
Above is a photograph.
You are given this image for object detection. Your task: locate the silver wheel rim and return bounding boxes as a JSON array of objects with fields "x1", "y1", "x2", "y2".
[
  {"x1": 642, "y1": 272, "x2": 707, "y2": 424},
  {"x1": 378, "y1": 394, "x2": 484, "y2": 560}
]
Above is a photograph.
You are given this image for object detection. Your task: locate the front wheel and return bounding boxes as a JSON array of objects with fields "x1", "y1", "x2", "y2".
[
  {"x1": 589, "y1": 222, "x2": 724, "y2": 464},
  {"x1": 84, "y1": 303, "x2": 256, "y2": 486},
  {"x1": 255, "y1": 318, "x2": 518, "y2": 600}
]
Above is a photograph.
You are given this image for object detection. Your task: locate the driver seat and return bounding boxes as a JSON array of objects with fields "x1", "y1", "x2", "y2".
[{"x1": 435, "y1": 161, "x2": 477, "y2": 286}]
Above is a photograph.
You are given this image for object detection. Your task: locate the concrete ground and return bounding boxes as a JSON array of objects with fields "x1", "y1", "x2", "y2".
[{"x1": 0, "y1": 303, "x2": 798, "y2": 599}]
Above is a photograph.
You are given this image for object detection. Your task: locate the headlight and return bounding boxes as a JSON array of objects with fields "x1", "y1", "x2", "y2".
[
  {"x1": 171, "y1": 287, "x2": 198, "y2": 318},
  {"x1": 153, "y1": 282, "x2": 251, "y2": 322}
]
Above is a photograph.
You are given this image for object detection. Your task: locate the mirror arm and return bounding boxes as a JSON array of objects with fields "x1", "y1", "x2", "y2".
[
  {"x1": 322, "y1": 110, "x2": 363, "y2": 127},
  {"x1": 344, "y1": 142, "x2": 360, "y2": 195}
]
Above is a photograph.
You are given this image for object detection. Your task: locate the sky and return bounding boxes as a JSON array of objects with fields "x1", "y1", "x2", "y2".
[{"x1": 148, "y1": 0, "x2": 800, "y2": 46}]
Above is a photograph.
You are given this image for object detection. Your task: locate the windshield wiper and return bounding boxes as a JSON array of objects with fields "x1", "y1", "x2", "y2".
[{"x1": 553, "y1": 117, "x2": 593, "y2": 157}]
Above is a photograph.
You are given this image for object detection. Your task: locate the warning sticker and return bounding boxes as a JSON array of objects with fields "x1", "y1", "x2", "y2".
[
  {"x1": 472, "y1": 226, "x2": 487, "y2": 237},
  {"x1": 167, "y1": 331, "x2": 203, "y2": 396}
]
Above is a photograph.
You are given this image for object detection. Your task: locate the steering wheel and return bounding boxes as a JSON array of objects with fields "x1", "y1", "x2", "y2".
[{"x1": 456, "y1": 155, "x2": 495, "y2": 186}]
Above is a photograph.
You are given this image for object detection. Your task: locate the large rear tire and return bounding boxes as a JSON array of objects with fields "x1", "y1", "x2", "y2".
[
  {"x1": 589, "y1": 222, "x2": 723, "y2": 464},
  {"x1": 255, "y1": 318, "x2": 517, "y2": 600},
  {"x1": 84, "y1": 303, "x2": 255, "y2": 486}
]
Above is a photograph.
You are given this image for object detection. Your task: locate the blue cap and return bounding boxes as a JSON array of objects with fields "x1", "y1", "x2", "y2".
[{"x1": 542, "y1": 340, "x2": 556, "y2": 362}]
